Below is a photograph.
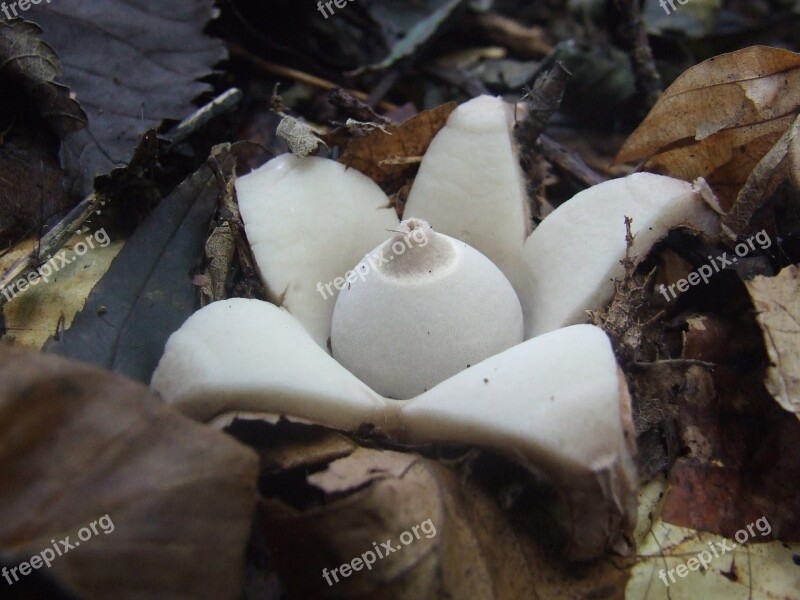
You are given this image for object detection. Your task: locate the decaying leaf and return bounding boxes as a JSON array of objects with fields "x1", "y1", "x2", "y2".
[
  {"x1": 337, "y1": 103, "x2": 456, "y2": 187},
  {"x1": 658, "y1": 315, "x2": 800, "y2": 541},
  {"x1": 0, "y1": 345, "x2": 259, "y2": 600},
  {"x1": 1, "y1": 232, "x2": 123, "y2": 350},
  {"x1": 0, "y1": 19, "x2": 86, "y2": 242},
  {"x1": 0, "y1": 113, "x2": 72, "y2": 244},
  {"x1": 616, "y1": 46, "x2": 800, "y2": 211},
  {"x1": 745, "y1": 264, "x2": 800, "y2": 421},
  {"x1": 627, "y1": 476, "x2": 800, "y2": 600},
  {"x1": 258, "y1": 444, "x2": 632, "y2": 599},
  {"x1": 24, "y1": 0, "x2": 226, "y2": 196}
]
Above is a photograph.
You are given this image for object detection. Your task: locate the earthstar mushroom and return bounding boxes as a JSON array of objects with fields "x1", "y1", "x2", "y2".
[{"x1": 152, "y1": 94, "x2": 724, "y2": 561}]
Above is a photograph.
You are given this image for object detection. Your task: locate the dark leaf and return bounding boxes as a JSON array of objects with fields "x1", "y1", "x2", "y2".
[
  {"x1": 351, "y1": 0, "x2": 467, "y2": 75},
  {"x1": 0, "y1": 109, "x2": 71, "y2": 243},
  {"x1": 24, "y1": 0, "x2": 226, "y2": 196},
  {"x1": 44, "y1": 144, "x2": 241, "y2": 383}
]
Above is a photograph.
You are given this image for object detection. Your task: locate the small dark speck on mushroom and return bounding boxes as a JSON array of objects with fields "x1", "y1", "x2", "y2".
[
  {"x1": 466, "y1": 364, "x2": 471, "y2": 368},
  {"x1": 483, "y1": 378, "x2": 489, "y2": 383},
  {"x1": 792, "y1": 554, "x2": 800, "y2": 566}
]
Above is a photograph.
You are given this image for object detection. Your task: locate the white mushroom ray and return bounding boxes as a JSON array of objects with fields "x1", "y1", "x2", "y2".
[
  {"x1": 150, "y1": 298, "x2": 387, "y2": 431},
  {"x1": 522, "y1": 173, "x2": 721, "y2": 338},
  {"x1": 401, "y1": 324, "x2": 637, "y2": 560},
  {"x1": 236, "y1": 155, "x2": 399, "y2": 349},
  {"x1": 403, "y1": 95, "x2": 532, "y2": 307}
]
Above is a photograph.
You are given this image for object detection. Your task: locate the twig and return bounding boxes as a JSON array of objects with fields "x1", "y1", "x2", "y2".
[
  {"x1": 328, "y1": 88, "x2": 391, "y2": 124},
  {"x1": 164, "y1": 88, "x2": 243, "y2": 147},
  {"x1": 540, "y1": 135, "x2": 608, "y2": 188},
  {"x1": 228, "y1": 43, "x2": 398, "y2": 112},
  {"x1": 515, "y1": 63, "x2": 570, "y2": 147},
  {"x1": 613, "y1": 0, "x2": 663, "y2": 111}
]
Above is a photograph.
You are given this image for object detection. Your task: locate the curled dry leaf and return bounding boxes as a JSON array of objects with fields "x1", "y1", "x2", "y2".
[
  {"x1": 723, "y1": 112, "x2": 800, "y2": 238},
  {"x1": 745, "y1": 264, "x2": 800, "y2": 421},
  {"x1": 616, "y1": 46, "x2": 800, "y2": 212},
  {"x1": 260, "y1": 446, "x2": 630, "y2": 599},
  {"x1": 0, "y1": 19, "x2": 86, "y2": 242},
  {"x1": 0, "y1": 345, "x2": 259, "y2": 600},
  {"x1": 277, "y1": 116, "x2": 327, "y2": 157},
  {"x1": 0, "y1": 20, "x2": 86, "y2": 137}
]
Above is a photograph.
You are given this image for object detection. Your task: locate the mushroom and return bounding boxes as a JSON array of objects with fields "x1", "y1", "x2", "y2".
[
  {"x1": 151, "y1": 298, "x2": 634, "y2": 559},
  {"x1": 151, "y1": 94, "x2": 725, "y2": 561},
  {"x1": 331, "y1": 218, "x2": 524, "y2": 399},
  {"x1": 400, "y1": 96, "x2": 719, "y2": 337},
  {"x1": 521, "y1": 173, "x2": 721, "y2": 337}
]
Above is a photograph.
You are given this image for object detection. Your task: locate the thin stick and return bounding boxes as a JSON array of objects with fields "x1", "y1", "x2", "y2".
[
  {"x1": 164, "y1": 88, "x2": 243, "y2": 146},
  {"x1": 613, "y1": 0, "x2": 663, "y2": 111},
  {"x1": 228, "y1": 43, "x2": 398, "y2": 112},
  {"x1": 540, "y1": 135, "x2": 608, "y2": 188}
]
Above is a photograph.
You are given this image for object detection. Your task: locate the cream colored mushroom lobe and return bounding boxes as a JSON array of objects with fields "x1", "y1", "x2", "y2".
[{"x1": 330, "y1": 219, "x2": 524, "y2": 400}]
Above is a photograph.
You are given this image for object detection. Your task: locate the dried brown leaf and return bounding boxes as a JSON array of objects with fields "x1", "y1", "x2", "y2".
[
  {"x1": 659, "y1": 314, "x2": 800, "y2": 540},
  {"x1": 337, "y1": 103, "x2": 457, "y2": 186},
  {"x1": 0, "y1": 345, "x2": 259, "y2": 599},
  {"x1": 722, "y1": 113, "x2": 800, "y2": 237},
  {"x1": 260, "y1": 447, "x2": 630, "y2": 599},
  {"x1": 616, "y1": 46, "x2": 800, "y2": 210},
  {"x1": 745, "y1": 264, "x2": 800, "y2": 420}
]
